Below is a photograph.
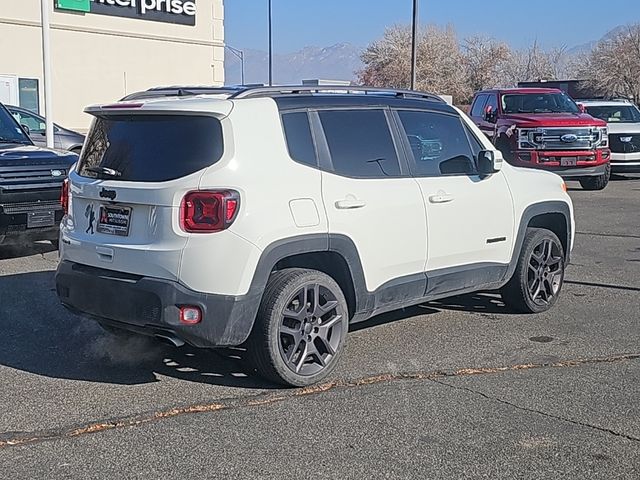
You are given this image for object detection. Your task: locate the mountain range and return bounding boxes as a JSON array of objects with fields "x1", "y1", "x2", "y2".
[{"x1": 225, "y1": 25, "x2": 627, "y2": 85}]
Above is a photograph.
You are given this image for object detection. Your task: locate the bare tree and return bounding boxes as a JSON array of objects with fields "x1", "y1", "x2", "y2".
[
  {"x1": 462, "y1": 36, "x2": 511, "y2": 91},
  {"x1": 578, "y1": 25, "x2": 640, "y2": 103},
  {"x1": 358, "y1": 24, "x2": 471, "y2": 103}
]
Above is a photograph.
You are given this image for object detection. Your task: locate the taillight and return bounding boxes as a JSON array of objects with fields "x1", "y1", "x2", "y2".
[
  {"x1": 61, "y1": 178, "x2": 69, "y2": 215},
  {"x1": 180, "y1": 190, "x2": 240, "y2": 233}
]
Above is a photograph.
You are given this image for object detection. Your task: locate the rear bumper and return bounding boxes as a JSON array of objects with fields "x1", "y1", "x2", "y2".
[
  {"x1": 0, "y1": 206, "x2": 63, "y2": 245},
  {"x1": 55, "y1": 260, "x2": 261, "y2": 348}
]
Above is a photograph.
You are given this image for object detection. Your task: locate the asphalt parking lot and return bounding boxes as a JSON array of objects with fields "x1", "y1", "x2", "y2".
[{"x1": 0, "y1": 175, "x2": 639, "y2": 479}]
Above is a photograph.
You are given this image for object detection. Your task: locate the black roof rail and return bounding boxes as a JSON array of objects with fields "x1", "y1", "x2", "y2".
[{"x1": 228, "y1": 85, "x2": 445, "y2": 102}]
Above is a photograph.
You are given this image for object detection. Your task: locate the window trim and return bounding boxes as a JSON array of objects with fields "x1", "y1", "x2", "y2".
[
  {"x1": 392, "y1": 108, "x2": 480, "y2": 178},
  {"x1": 279, "y1": 109, "x2": 320, "y2": 169},
  {"x1": 310, "y1": 106, "x2": 412, "y2": 179}
]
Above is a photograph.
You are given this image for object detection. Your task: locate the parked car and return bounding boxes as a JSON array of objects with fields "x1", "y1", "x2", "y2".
[
  {"x1": 581, "y1": 99, "x2": 640, "y2": 174},
  {"x1": 7, "y1": 105, "x2": 85, "y2": 153},
  {"x1": 469, "y1": 88, "x2": 611, "y2": 190},
  {"x1": 55, "y1": 85, "x2": 574, "y2": 387},
  {"x1": 0, "y1": 103, "x2": 77, "y2": 246}
]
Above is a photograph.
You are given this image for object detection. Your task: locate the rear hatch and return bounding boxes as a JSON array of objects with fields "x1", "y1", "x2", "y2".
[{"x1": 63, "y1": 106, "x2": 228, "y2": 281}]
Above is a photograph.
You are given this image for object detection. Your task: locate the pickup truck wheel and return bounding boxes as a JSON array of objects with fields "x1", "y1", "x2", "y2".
[
  {"x1": 501, "y1": 228, "x2": 565, "y2": 314},
  {"x1": 579, "y1": 163, "x2": 610, "y2": 190},
  {"x1": 247, "y1": 268, "x2": 348, "y2": 387}
]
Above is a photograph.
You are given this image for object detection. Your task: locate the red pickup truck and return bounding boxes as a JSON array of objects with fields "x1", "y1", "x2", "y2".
[{"x1": 469, "y1": 88, "x2": 611, "y2": 190}]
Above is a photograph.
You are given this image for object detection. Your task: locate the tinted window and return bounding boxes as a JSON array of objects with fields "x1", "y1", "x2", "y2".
[
  {"x1": 281, "y1": 112, "x2": 317, "y2": 167},
  {"x1": 13, "y1": 110, "x2": 45, "y2": 134},
  {"x1": 78, "y1": 115, "x2": 223, "y2": 182},
  {"x1": 470, "y1": 95, "x2": 488, "y2": 117},
  {"x1": 485, "y1": 94, "x2": 499, "y2": 114},
  {"x1": 398, "y1": 110, "x2": 476, "y2": 176},
  {"x1": 319, "y1": 109, "x2": 401, "y2": 178},
  {"x1": 0, "y1": 106, "x2": 31, "y2": 145},
  {"x1": 586, "y1": 105, "x2": 640, "y2": 123}
]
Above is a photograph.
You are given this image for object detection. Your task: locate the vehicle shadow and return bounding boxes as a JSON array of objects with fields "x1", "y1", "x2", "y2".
[
  {"x1": 0, "y1": 241, "x2": 57, "y2": 260},
  {"x1": 0, "y1": 270, "x2": 277, "y2": 389},
  {"x1": 0, "y1": 270, "x2": 513, "y2": 389}
]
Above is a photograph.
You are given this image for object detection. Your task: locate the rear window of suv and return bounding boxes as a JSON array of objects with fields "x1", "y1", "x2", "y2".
[{"x1": 77, "y1": 114, "x2": 223, "y2": 182}]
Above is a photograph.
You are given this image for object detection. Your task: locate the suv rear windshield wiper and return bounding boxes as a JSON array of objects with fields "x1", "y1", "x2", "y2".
[{"x1": 85, "y1": 166, "x2": 123, "y2": 177}]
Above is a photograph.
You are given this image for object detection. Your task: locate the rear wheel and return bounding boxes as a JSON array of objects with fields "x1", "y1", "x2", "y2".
[
  {"x1": 579, "y1": 163, "x2": 610, "y2": 190},
  {"x1": 501, "y1": 228, "x2": 565, "y2": 314},
  {"x1": 247, "y1": 268, "x2": 349, "y2": 387}
]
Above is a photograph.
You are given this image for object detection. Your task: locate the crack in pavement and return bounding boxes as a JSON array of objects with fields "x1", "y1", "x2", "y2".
[
  {"x1": 429, "y1": 378, "x2": 640, "y2": 443},
  {"x1": 565, "y1": 280, "x2": 640, "y2": 293},
  {"x1": 576, "y1": 231, "x2": 640, "y2": 239},
  {"x1": 0, "y1": 353, "x2": 638, "y2": 449}
]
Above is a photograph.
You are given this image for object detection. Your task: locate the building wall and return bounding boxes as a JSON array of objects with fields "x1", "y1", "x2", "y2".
[{"x1": 0, "y1": 0, "x2": 224, "y2": 130}]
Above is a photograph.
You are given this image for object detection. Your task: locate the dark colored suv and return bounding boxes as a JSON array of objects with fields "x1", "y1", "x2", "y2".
[
  {"x1": 469, "y1": 88, "x2": 611, "y2": 190},
  {"x1": 0, "y1": 103, "x2": 77, "y2": 247}
]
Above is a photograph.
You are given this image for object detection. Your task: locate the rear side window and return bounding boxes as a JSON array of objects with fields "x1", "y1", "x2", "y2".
[
  {"x1": 318, "y1": 109, "x2": 401, "y2": 178},
  {"x1": 281, "y1": 111, "x2": 317, "y2": 167},
  {"x1": 397, "y1": 110, "x2": 476, "y2": 176},
  {"x1": 470, "y1": 95, "x2": 488, "y2": 117},
  {"x1": 78, "y1": 115, "x2": 223, "y2": 182}
]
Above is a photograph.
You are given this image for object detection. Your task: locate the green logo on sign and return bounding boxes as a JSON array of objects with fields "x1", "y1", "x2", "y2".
[{"x1": 56, "y1": 0, "x2": 91, "y2": 13}]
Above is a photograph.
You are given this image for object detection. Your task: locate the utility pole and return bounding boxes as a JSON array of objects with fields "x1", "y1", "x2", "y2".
[
  {"x1": 410, "y1": 0, "x2": 418, "y2": 90},
  {"x1": 268, "y1": 0, "x2": 273, "y2": 86},
  {"x1": 40, "y1": 0, "x2": 54, "y2": 148}
]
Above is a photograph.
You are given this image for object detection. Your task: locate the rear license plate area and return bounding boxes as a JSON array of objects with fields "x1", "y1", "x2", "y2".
[
  {"x1": 27, "y1": 210, "x2": 55, "y2": 228},
  {"x1": 560, "y1": 157, "x2": 577, "y2": 167},
  {"x1": 97, "y1": 205, "x2": 131, "y2": 236}
]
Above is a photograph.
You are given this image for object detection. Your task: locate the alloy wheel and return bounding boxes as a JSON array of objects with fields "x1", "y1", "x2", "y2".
[{"x1": 527, "y1": 238, "x2": 564, "y2": 306}]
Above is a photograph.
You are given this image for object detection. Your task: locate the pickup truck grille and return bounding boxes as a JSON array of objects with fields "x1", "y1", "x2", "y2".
[
  {"x1": 609, "y1": 134, "x2": 640, "y2": 154},
  {"x1": 519, "y1": 127, "x2": 603, "y2": 150},
  {"x1": 0, "y1": 167, "x2": 66, "y2": 186},
  {"x1": 0, "y1": 200, "x2": 62, "y2": 214}
]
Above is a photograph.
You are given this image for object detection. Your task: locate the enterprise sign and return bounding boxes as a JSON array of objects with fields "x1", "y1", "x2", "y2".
[{"x1": 55, "y1": 0, "x2": 197, "y2": 26}]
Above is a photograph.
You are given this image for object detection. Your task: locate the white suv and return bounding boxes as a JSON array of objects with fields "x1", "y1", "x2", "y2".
[
  {"x1": 582, "y1": 99, "x2": 640, "y2": 173},
  {"x1": 56, "y1": 86, "x2": 574, "y2": 386}
]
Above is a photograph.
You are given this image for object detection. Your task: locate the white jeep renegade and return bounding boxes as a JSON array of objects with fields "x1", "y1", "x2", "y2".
[{"x1": 56, "y1": 86, "x2": 575, "y2": 386}]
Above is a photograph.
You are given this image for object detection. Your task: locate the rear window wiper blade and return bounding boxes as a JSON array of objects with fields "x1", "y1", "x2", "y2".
[{"x1": 85, "y1": 166, "x2": 122, "y2": 177}]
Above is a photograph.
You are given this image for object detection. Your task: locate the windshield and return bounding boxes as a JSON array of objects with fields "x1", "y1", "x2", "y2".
[
  {"x1": 501, "y1": 93, "x2": 580, "y2": 114},
  {"x1": 0, "y1": 105, "x2": 32, "y2": 145},
  {"x1": 585, "y1": 105, "x2": 640, "y2": 123}
]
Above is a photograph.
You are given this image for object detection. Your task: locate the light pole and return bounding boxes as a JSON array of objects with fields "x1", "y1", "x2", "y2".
[
  {"x1": 40, "y1": 0, "x2": 54, "y2": 148},
  {"x1": 226, "y1": 45, "x2": 245, "y2": 85},
  {"x1": 268, "y1": 0, "x2": 273, "y2": 86},
  {"x1": 410, "y1": 0, "x2": 418, "y2": 90}
]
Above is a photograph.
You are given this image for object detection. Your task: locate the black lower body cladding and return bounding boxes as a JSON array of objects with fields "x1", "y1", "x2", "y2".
[{"x1": 55, "y1": 261, "x2": 261, "y2": 348}]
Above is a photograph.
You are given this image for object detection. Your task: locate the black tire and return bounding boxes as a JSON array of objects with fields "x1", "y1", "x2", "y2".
[
  {"x1": 501, "y1": 228, "x2": 565, "y2": 314},
  {"x1": 579, "y1": 163, "x2": 610, "y2": 190},
  {"x1": 247, "y1": 268, "x2": 349, "y2": 387}
]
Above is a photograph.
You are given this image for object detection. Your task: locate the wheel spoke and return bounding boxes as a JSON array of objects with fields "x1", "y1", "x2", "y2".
[
  {"x1": 294, "y1": 341, "x2": 309, "y2": 373},
  {"x1": 319, "y1": 313, "x2": 343, "y2": 331},
  {"x1": 287, "y1": 338, "x2": 302, "y2": 361},
  {"x1": 317, "y1": 300, "x2": 339, "y2": 316},
  {"x1": 316, "y1": 334, "x2": 336, "y2": 356},
  {"x1": 283, "y1": 306, "x2": 306, "y2": 321},
  {"x1": 280, "y1": 324, "x2": 301, "y2": 338},
  {"x1": 547, "y1": 256, "x2": 562, "y2": 268}
]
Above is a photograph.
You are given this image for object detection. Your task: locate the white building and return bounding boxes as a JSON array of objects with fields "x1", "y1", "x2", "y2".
[{"x1": 0, "y1": 0, "x2": 224, "y2": 130}]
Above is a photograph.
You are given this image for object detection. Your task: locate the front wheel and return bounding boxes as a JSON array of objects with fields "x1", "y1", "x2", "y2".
[
  {"x1": 579, "y1": 163, "x2": 610, "y2": 190},
  {"x1": 247, "y1": 268, "x2": 349, "y2": 387},
  {"x1": 501, "y1": 228, "x2": 565, "y2": 314}
]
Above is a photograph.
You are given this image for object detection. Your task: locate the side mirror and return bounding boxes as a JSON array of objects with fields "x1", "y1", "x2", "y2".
[
  {"x1": 577, "y1": 103, "x2": 586, "y2": 113},
  {"x1": 21, "y1": 124, "x2": 31, "y2": 136},
  {"x1": 483, "y1": 106, "x2": 497, "y2": 123},
  {"x1": 478, "y1": 150, "x2": 502, "y2": 175}
]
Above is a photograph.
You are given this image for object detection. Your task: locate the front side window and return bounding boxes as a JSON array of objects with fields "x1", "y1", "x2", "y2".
[
  {"x1": 281, "y1": 111, "x2": 317, "y2": 167},
  {"x1": 485, "y1": 94, "x2": 499, "y2": 114},
  {"x1": 470, "y1": 95, "x2": 488, "y2": 117},
  {"x1": 586, "y1": 105, "x2": 640, "y2": 123},
  {"x1": 318, "y1": 109, "x2": 401, "y2": 178},
  {"x1": 78, "y1": 114, "x2": 223, "y2": 182},
  {"x1": 502, "y1": 92, "x2": 579, "y2": 114},
  {"x1": 13, "y1": 110, "x2": 45, "y2": 134},
  {"x1": 397, "y1": 110, "x2": 476, "y2": 176}
]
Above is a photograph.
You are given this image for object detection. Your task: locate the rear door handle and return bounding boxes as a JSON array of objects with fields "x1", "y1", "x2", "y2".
[
  {"x1": 335, "y1": 198, "x2": 366, "y2": 210},
  {"x1": 428, "y1": 194, "x2": 454, "y2": 204}
]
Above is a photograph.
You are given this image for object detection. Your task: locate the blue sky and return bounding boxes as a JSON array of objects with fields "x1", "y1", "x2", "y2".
[{"x1": 225, "y1": 0, "x2": 640, "y2": 52}]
